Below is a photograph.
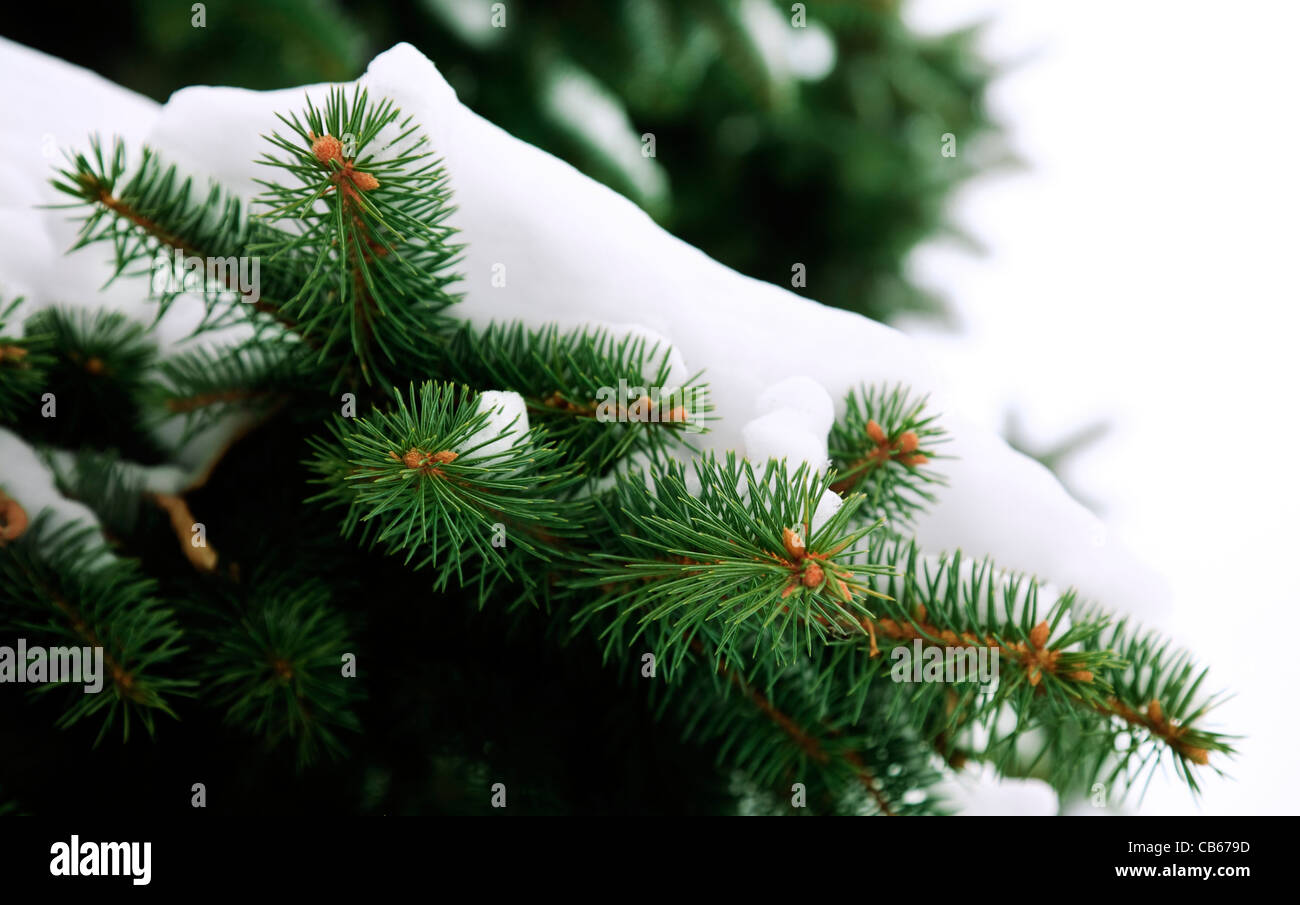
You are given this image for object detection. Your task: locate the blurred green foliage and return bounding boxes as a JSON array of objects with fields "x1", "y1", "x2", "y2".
[{"x1": 11, "y1": 0, "x2": 1001, "y2": 323}]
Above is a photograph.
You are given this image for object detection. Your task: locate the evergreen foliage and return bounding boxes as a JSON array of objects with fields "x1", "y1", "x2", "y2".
[
  {"x1": 0, "y1": 83, "x2": 1230, "y2": 816},
  {"x1": 0, "y1": 298, "x2": 52, "y2": 426}
]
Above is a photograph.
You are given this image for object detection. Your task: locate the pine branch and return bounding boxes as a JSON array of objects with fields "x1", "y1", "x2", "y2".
[
  {"x1": 27, "y1": 69, "x2": 1232, "y2": 814},
  {"x1": 50, "y1": 137, "x2": 299, "y2": 338},
  {"x1": 203, "y1": 577, "x2": 362, "y2": 767},
  {"x1": 573, "y1": 454, "x2": 892, "y2": 676},
  {"x1": 572, "y1": 446, "x2": 1230, "y2": 804},
  {"x1": 664, "y1": 649, "x2": 945, "y2": 815},
  {"x1": 0, "y1": 514, "x2": 193, "y2": 743},
  {"x1": 828, "y1": 384, "x2": 947, "y2": 523},
  {"x1": 0, "y1": 298, "x2": 53, "y2": 425},
  {"x1": 1076, "y1": 608, "x2": 1234, "y2": 795},
  {"x1": 253, "y1": 86, "x2": 462, "y2": 387},
  {"x1": 15, "y1": 307, "x2": 162, "y2": 460},
  {"x1": 150, "y1": 339, "x2": 320, "y2": 445},
  {"x1": 444, "y1": 322, "x2": 714, "y2": 475},
  {"x1": 307, "y1": 381, "x2": 589, "y2": 600},
  {"x1": 814, "y1": 538, "x2": 1234, "y2": 801}
]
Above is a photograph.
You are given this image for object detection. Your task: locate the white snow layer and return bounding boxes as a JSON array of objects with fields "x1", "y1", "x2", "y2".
[
  {"x1": 470, "y1": 390, "x2": 529, "y2": 460},
  {"x1": 0, "y1": 39, "x2": 1172, "y2": 813}
]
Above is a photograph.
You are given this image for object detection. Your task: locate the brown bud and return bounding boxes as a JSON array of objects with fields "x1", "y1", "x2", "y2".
[
  {"x1": 312, "y1": 133, "x2": 344, "y2": 166},
  {"x1": 349, "y1": 170, "x2": 380, "y2": 191},
  {"x1": 402, "y1": 449, "x2": 426, "y2": 470},
  {"x1": 1029, "y1": 620, "x2": 1050, "y2": 650},
  {"x1": 0, "y1": 494, "x2": 29, "y2": 545},
  {"x1": 1068, "y1": 670, "x2": 1094, "y2": 683},
  {"x1": 896, "y1": 431, "x2": 919, "y2": 454},
  {"x1": 866, "y1": 420, "x2": 888, "y2": 445},
  {"x1": 1148, "y1": 699, "x2": 1163, "y2": 724},
  {"x1": 1183, "y1": 747, "x2": 1210, "y2": 766},
  {"x1": 430, "y1": 450, "x2": 458, "y2": 465},
  {"x1": 782, "y1": 526, "x2": 806, "y2": 561},
  {"x1": 802, "y1": 562, "x2": 825, "y2": 589}
]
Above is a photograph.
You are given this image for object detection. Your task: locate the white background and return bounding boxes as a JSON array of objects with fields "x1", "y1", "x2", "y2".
[{"x1": 902, "y1": 0, "x2": 1300, "y2": 814}]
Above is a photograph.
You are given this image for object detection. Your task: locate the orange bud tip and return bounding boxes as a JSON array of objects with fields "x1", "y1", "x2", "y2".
[
  {"x1": 0, "y1": 495, "x2": 29, "y2": 545},
  {"x1": 350, "y1": 171, "x2": 380, "y2": 191},
  {"x1": 802, "y1": 562, "x2": 825, "y2": 589},
  {"x1": 311, "y1": 134, "x2": 344, "y2": 166},
  {"x1": 782, "y1": 526, "x2": 806, "y2": 560},
  {"x1": 1029, "y1": 620, "x2": 1050, "y2": 650}
]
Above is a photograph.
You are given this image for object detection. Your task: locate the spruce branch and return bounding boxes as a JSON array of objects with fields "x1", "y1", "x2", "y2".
[
  {"x1": 0, "y1": 298, "x2": 52, "y2": 425},
  {"x1": 28, "y1": 306, "x2": 155, "y2": 386},
  {"x1": 24, "y1": 68, "x2": 1234, "y2": 813},
  {"x1": 574, "y1": 454, "x2": 892, "y2": 676},
  {"x1": 150, "y1": 340, "x2": 319, "y2": 445},
  {"x1": 307, "y1": 381, "x2": 588, "y2": 598},
  {"x1": 814, "y1": 538, "x2": 1233, "y2": 800},
  {"x1": 0, "y1": 514, "x2": 193, "y2": 742},
  {"x1": 204, "y1": 577, "x2": 362, "y2": 766},
  {"x1": 254, "y1": 87, "x2": 462, "y2": 386},
  {"x1": 17, "y1": 307, "x2": 164, "y2": 461},
  {"x1": 1074, "y1": 609, "x2": 1234, "y2": 794},
  {"x1": 666, "y1": 650, "x2": 944, "y2": 815},
  {"x1": 50, "y1": 137, "x2": 298, "y2": 337},
  {"x1": 828, "y1": 384, "x2": 947, "y2": 522},
  {"x1": 445, "y1": 322, "x2": 714, "y2": 475}
]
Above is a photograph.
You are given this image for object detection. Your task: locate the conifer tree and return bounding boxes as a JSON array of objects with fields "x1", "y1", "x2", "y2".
[{"x1": 0, "y1": 85, "x2": 1231, "y2": 815}]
